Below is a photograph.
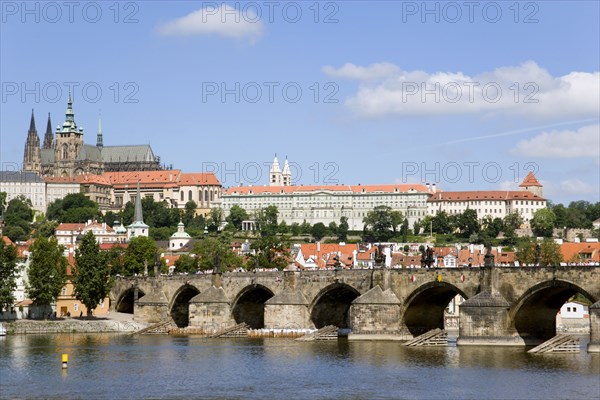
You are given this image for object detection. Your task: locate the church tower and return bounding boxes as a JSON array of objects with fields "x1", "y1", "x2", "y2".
[
  {"x1": 269, "y1": 154, "x2": 283, "y2": 186},
  {"x1": 127, "y1": 182, "x2": 149, "y2": 240},
  {"x1": 282, "y1": 157, "x2": 292, "y2": 186},
  {"x1": 96, "y1": 112, "x2": 103, "y2": 149},
  {"x1": 519, "y1": 172, "x2": 543, "y2": 197},
  {"x1": 42, "y1": 113, "x2": 54, "y2": 150},
  {"x1": 23, "y1": 110, "x2": 41, "y2": 174},
  {"x1": 54, "y1": 93, "x2": 84, "y2": 177}
]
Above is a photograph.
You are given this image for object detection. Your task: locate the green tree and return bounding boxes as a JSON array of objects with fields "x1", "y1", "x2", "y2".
[
  {"x1": 73, "y1": 231, "x2": 113, "y2": 317},
  {"x1": 516, "y1": 238, "x2": 536, "y2": 265},
  {"x1": 3, "y1": 196, "x2": 34, "y2": 241},
  {"x1": 106, "y1": 246, "x2": 126, "y2": 276},
  {"x1": 328, "y1": 221, "x2": 338, "y2": 237},
  {"x1": 290, "y1": 222, "x2": 301, "y2": 236},
  {"x1": 363, "y1": 206, "x2": 395, "y2": 242},
  {"x1": 401, "y1": 219, "x2": 409, "y2": 243},
  {"x1": 47, "y1": 193, "x2": 100, "y2": 223},
  {"x1": 255, "y1": 205, "x2": 279, "y2": 237},
  {"x1": 300, "y1": 220, "x2": 312, "y2": 235},
  {"x1": 0, "y1": 191, "x2": 7, "y2": 217},
  {"x1": 32, "y1": 215, "x2": 58, "y2": 239},
  {"x1": 27, "y1": 237, "x2": 67, "y2": 316},
  {"x1": 250, "y1": 235, "x2": 289, "y2": 270},
  {"x1": 123, "y1": 236, "x2": 158, "y2": 276},
  {"x1": 457, "y1": 209, "x2": 480, "y2": 237},
  {"x1": 174, "y1": 254, "x2": 198, "y2": 274},
  {"x1": 539, "y1": 239, "x2": 563, "y2": 267},
  {"x1": 207, "y1": 208, "x2": 224, "y2": 232},
  {"x1": 482, "y1": 216, "x2": 503, "y2": 239},
  {"x1": 226, "y1": 205, "x2": 249, "y2": 231},
  {"x1": 337, "y1": 217, "x2": 349, "y2": 242},
  {"x1": 103, "y1": 211, "x2": 120, "y2": 227},
  {"x1": 413, "y1": 221, "x2": 421, "y2": 236},
  {"x1": 0, "y1": 239, "x2": 19, "y2": 312},
  {"x1": 431, "y1": 211, "x2": 452, "y2": 234},
  {"x1": 390, "y1": 210, "x2": 404, "y2": 234},
  {"x1": 193, "y1": 233, "x2": 242, "y2": 271},
  {"x1": 503, "y1": 212, "x2": 523, "y2": 245},
  {"x1": 311, "y1": 222, "x2": 328, "y2": 241},
  {"x1": 183, "y1": 201, "x2": 198, "y2": 227},
  {"x1": 278, "y1": 220, "x2": 289, "y2": 234},
  {"x1": 531, "y1": 208, "x2": 556, "y2": 237}
]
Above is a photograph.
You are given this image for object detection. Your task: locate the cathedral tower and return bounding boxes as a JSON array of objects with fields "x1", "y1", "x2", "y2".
[
  {"x1": 54, "y1": 93, "x2": 85, "y2": 177},
  {"x1": 269, "y1": 154, "x2": 283, "y2": 186},
  {"x1": 282, "y1": 157, "x2": 292, "y2": 186},
  {"x1": 23, "y1": 109, "x2": 41, "y2": 173},
  {"x1": 42, "y1": 113, "x2": 54, "y2": 150}
]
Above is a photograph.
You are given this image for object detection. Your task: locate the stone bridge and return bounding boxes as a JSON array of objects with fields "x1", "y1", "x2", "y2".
[{"x1": 110, "y1": 266, "x2": 600, "y2": 351}]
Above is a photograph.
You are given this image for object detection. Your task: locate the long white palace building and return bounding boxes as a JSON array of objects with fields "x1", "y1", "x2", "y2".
[{"x1": 221, "y1": 157, "x2": 546, "y2": 231}]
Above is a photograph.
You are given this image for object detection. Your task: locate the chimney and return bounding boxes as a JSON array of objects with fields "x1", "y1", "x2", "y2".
[
  {"x1": 426, "y1": 182, "x2": 430, "y2": 193},
  {"x1": 432, "y1": 183, "x2": 436, "y2": 193}
]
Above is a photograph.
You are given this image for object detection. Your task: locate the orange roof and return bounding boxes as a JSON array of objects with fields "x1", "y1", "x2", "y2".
[
  {"x1": 561, "y1": 243, "x2": 599, "y2": 263},
  {"x1": 2, "y1": 236, "x2": 14, "y2": 246},
  {"x1": 56, "y1": 221, "x2": 114, "y2": 232},
  {"x1": 102, "y1": 170, "x2": 181, "y2": 186},
  {"x1": 45, "y1": 174, "x2": 111, "y2": 186},
  {"x1": 428, "y1": 190, "x2": 545, "y2": 202},
  {"x1": 299, "y1": 243, "x2": 358, "y2": 268},
  {"x1": 225, "y1": 184, "x2": 429, "y2": 195},
  {"x1": 519, "y1": 172, "x2": 542, "y2": 187},
  {"x1": 179, "y1": 173, "x2": 220, "y2": 186}
]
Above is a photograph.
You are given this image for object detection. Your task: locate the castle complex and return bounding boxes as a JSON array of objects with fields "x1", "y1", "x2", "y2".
[{"x1": 22, "y1": 96, "x2": 162, "y2": 177}]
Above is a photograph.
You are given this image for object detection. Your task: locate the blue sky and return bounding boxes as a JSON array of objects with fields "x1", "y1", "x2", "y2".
[{"x1": 1, "y1": 1, "x2": 599, "y2": 204}]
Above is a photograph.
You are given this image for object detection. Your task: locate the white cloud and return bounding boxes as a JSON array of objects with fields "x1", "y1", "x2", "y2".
[
  {"x1": 156, "y1": 4, "x2": 264, "y2": 42},
  {"x1": 321, "y1": 63, "x2": 400, "y2": 81},
  {"x1": 511, "y1": 124, "x2": 600, "y2": 158},
  {"x1": 322, "y1": 61, "x2": 599, "y2": 118},
  {"x1": 558, "y1": 179, "x2": 599, "y2": 195}
]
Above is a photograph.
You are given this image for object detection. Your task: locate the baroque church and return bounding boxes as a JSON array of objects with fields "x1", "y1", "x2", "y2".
[{"x1": 23, "y1": 96, "x2": 163, "y2": 177}]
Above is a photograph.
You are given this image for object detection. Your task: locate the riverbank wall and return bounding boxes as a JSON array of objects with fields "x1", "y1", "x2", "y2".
[{"x1": 4, "y1": 319, "x2": 147, "y2": 335}]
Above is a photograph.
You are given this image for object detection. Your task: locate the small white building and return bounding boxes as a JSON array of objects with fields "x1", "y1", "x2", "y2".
[
  {"x1": 560, "y1": 301, "x2": 589, "y2": 319},
  {"x1": 169, "y1": 221, "x2": 191, "y2": 249}
]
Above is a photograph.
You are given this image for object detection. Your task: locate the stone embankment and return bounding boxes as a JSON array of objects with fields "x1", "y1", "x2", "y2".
[{"x1": 5, "y1": 319, "x2": 147, "y2": 334}]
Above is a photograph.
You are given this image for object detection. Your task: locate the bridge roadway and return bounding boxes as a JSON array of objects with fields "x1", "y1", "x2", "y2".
[{"x1": 110, "y1": 266, "x2": 600, "y2": 350}]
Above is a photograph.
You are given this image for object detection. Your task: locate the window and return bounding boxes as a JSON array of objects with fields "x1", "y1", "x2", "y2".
[
  {"x1": 188, "y1": 190, "x2": 192, "y2": 201},
  {"x1": 180, "y1": 191, "x2": 184, "y2": 201},
  {"x1": 74, "y1": 304, "x2": 79, "y2": 311}
]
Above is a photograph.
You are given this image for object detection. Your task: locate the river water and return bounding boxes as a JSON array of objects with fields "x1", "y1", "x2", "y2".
[{"x1": 1, "y1": 334, "x2": 598, "y2": 400}]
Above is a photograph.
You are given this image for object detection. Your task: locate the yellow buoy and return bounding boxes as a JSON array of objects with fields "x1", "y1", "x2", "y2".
[{"x1": 62, "y1": 354, "x2": 68, "y2": 369}]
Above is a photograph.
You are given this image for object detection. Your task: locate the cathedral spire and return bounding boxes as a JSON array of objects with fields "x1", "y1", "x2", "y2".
[
  {"x1": 23, "y1": 109, "x2": 41, "y2": 174},
  {"x1": 29, "y1": 109, "x2": 36, "y2": 132},
  {"x1": 43, "y1": 113, "x2": 54, "y2": 149},
  {"x1": 134, "y1": 181, "x2": 144, "y2": 223},
  {"x1": 97, "y1": 112, "x2": 103, "y2": 149}
]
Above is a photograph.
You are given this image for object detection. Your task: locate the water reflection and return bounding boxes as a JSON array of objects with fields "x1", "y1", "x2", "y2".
[{"x1": 0, "y1": 335, "x2": 598, "y2": 400}]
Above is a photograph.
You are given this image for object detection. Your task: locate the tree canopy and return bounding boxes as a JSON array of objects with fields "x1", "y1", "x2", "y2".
[
  {"x1": 0, "y1": 240, "x2": 19, "y2": 312},
  {"x1": 26, "y1": 237, "x2": 67, "y2": 312},
  {"x1": 47, "y1": 193, "x2": 100, "y2": 223},
  {"x1": 73, "y1": 231, "x2": 113, "y2": 316}
]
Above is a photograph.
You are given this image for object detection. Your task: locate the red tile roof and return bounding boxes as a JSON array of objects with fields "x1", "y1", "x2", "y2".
[
  {"x1": 561, "y1": 243, "x2": 599, "y2": 263},
  {"x1": 225, "y1": 184, "x2": 429, "y2": 195},
  {"x1": 179, "y1": 173, "x2": 220, "y2": 186},
  {"x1": 427, "y1": 190, "x2": 545, "y2": 202},
  {"x1": 519, "y1": 172, "x2": 542, "y2": 187}
]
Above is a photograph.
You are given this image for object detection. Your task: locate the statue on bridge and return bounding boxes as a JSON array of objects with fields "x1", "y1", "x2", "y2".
[
  {"x1": 421, "y1": 246, "x2": 434, "y2": 268},
  {"x1": 484, "y1": 241, "x2": 495, "y2": 268},
  {"x1": 213, "y1": 252, "x2": 221, "y2": 275},
  {"x1": 374, "y1": 245, "x2": 386, "y2": 269}
]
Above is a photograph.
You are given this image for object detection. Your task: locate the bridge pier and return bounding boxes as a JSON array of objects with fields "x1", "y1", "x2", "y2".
[
  {"x1": 349, "y1": 286, "x2": 408, "y2": 340},
  {"x1": 588, "y1": 300, "x2": 600, "y2": 353},
  {"x1": 134, "y1": 280, "x2": 169, "y2": 324},
  {"x1": 264, "y1": 271, "x2": 313, "y2": 330},
  {"x1": 457, "y1": 291, "x2": 523, "y2": 346},
  {"x1": 188, "y1": 285, "x2": 234, "y2": 334}
]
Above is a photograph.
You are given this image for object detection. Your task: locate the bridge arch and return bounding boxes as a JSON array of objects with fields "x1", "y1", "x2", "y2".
[
  {"x1": 310, "y1": 282, "x2": 360, "y2": 329},
  {"x1": 115, "y1": 288, "x2": 146, "y2": 314},
  {"x1": 510, "y1": 279, "x2": 596, "y2": 343},
  {"x1": 169, "y1": 284, "x2": 201, "y2": 328},
  {"x1": 403, "y1": 281, "x2": 468, "y2": 336},
  {"x1": 231, "y1": 284, "x2": 274, "y2": 329}
]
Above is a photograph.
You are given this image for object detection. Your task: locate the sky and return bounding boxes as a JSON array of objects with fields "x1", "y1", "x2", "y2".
[{"x1": 1, "y1": 1, "x2": 599, "y2": 204}]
